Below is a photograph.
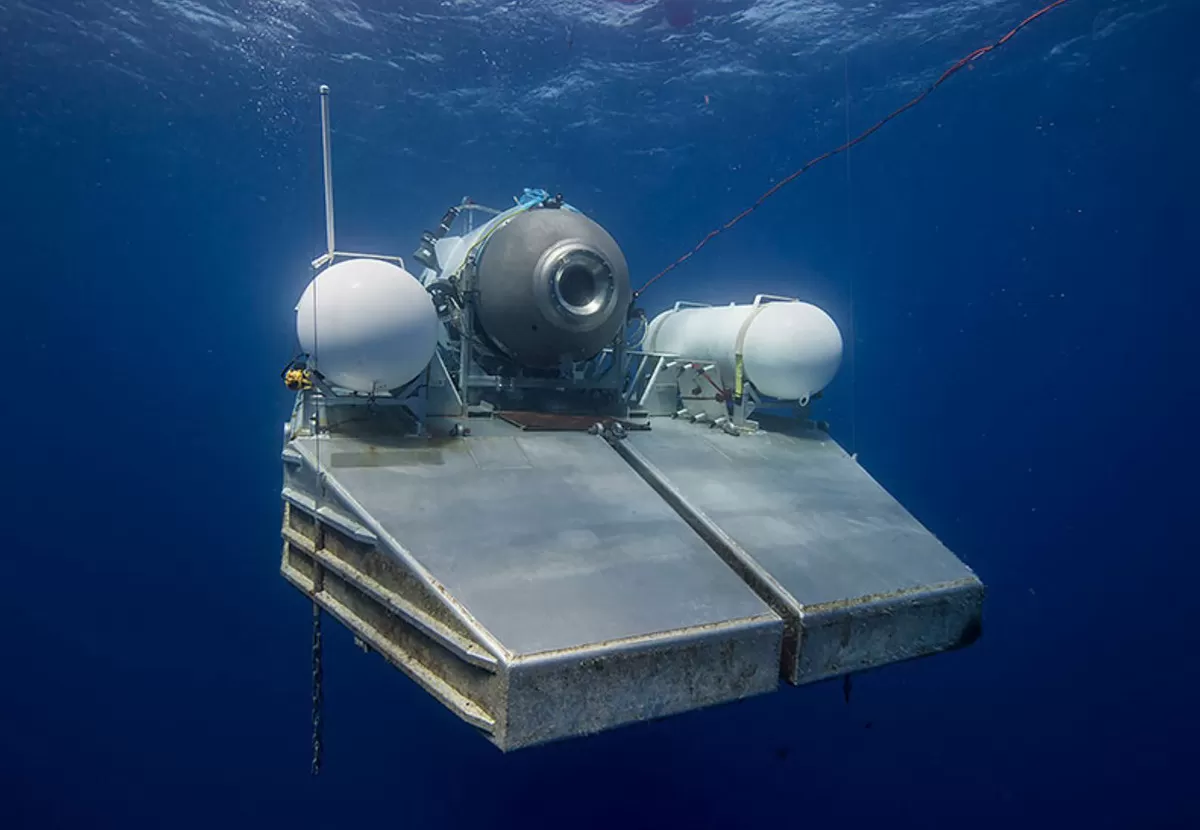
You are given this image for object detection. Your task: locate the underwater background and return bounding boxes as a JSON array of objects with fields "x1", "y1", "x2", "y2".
[{"x1": 3, "y1": 0, "x2": 1198, "y2": 827}]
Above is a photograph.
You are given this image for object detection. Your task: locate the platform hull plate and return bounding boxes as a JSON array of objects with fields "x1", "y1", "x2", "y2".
[
  {"x1": 619, "y1": 415, "x2": 984, "y2": 684},
  {"x1": 280, "y1": 413, "x2": 983, "y2": 749},
  {"x1": 281, "y1": 422, "x2": 784, "y2": 750}
]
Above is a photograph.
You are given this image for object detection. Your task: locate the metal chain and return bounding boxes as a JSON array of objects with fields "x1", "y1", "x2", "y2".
[{"x1": 310, "y1": 598, "x2": 324, "y2": 776}]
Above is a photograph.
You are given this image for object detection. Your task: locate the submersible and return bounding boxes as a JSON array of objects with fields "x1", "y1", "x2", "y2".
[{"x1": 278, "y1": 86, "x2": 983, "y2": 754}]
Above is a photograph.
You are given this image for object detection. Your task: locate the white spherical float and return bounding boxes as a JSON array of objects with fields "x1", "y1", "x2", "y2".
[
  {"x1": 644, "y1": 299, "x2": 843, "y2": 404},
  {"x1": 295, "y1": 258, "x2": 439, "y2": 394}
]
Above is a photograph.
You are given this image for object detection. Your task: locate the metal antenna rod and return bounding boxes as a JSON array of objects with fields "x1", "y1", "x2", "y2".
[{"x1": 319, "y1": 84, "x2": 336, "y2": 260}]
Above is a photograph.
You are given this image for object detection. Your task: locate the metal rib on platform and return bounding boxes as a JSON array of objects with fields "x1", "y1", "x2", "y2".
[
  {"x1": 280, "y1": 419, "x2": 783, "y2": 751},
  {"x1": 616, "y1": 414, "x2": 984, "y2": 685}
]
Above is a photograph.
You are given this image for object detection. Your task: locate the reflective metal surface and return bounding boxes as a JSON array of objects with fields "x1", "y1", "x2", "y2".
[
  {"x1": 279, "y1": 393, "x2": 984, "y2": 749},
  {"x1": 620, "y1": 414, "x2": 985, "y2": 684},
  {"x1": 281, "y1": 417, "x2": 784, "y2": 750}
]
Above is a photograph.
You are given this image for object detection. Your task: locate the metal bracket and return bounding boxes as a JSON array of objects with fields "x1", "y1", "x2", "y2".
[{"x1": 671, "y1": 361, "x2": 729, "y2": 426}]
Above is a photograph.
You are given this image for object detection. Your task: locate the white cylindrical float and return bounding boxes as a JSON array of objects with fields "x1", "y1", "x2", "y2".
[
  {"x1": 295, "y1": 258, "x2": 439, "y2": 394},
  {"x1": 643, "y1": 296, "x2": 843, "y2": 403}
]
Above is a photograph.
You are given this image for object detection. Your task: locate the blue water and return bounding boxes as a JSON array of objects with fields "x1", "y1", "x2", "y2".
[{"x1": 4, "y1": 0, "x2": 1197, "y2": 827}]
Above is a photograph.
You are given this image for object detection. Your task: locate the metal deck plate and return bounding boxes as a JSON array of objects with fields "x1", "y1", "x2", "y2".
[
  {"x1": 302, "y1": 430, "x2": 777, "y2": 654},
  {"x1": 620, "y1": 415, "x2": 984, "y2": 684},
  {"x1": 283, "y1": 423, "x2": 785, "y2": 749}
]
